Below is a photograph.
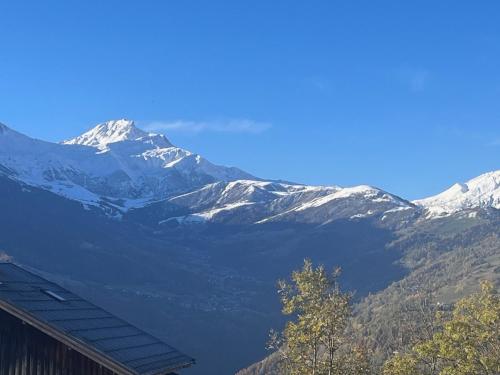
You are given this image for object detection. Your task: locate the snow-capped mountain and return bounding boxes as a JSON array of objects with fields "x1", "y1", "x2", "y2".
[
  {"x1": 1, "y1": 120, "x2": 498, "y2": 224},
  {"x1": 133, "y1": 179, "x2": 416, "y2": 226},
  {"x1": 62, "y1": 119, "x2": 170, "y2": 150},
  {"x1": 414, "y1": 171, "x2": 500, "y2": 217},
  {"x1": 0, "y1": 120, "x2": 417, "y2": 224},
  {"x1": 0, "y1": 119, "x2": 253, "y2": 210}
]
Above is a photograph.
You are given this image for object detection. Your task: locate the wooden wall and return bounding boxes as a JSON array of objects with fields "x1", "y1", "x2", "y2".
[{"x1": 0, "y1": 309, "x2": 117, "y2": 375}]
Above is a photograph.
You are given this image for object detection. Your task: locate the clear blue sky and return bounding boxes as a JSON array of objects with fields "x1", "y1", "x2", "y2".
[{"x1": 1, "y1": 1, "x2": 499, "y2": 199}]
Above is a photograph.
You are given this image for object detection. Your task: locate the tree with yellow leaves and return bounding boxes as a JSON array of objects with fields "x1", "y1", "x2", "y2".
[
  {"x1": 383, "y1": 281, "x2": 500, "y2": 375},
  {"x1": 271, "y1": 259, "x2": 354, "y2": 375}
]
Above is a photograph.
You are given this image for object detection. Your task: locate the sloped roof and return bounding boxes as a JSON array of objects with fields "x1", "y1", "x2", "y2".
[{"x1": 0, "y1": 263, "x2": 194, "y2": 375}]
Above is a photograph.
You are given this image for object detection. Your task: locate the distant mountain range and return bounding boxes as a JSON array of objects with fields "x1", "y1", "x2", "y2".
[
  {"x1": 0, "y1": 119, "x2": 498, "y2": 375},
  {"x1": 1, "y1": 119, "x2": 498, "y2": 222}
]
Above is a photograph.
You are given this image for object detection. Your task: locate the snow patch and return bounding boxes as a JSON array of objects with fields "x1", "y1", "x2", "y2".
[
  {"x1": 160, "y1": 202, "x2": 255, "y2": 224},
  {"x1": 293, "y1": 185, "x2": 385, "y2": 212}
]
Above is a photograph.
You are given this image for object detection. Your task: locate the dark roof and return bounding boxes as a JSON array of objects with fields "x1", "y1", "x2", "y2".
[{"x1": 0, "y1": 263, "x2": 195, "y2": 375}]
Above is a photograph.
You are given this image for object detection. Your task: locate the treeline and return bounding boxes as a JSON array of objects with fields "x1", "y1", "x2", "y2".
[{"x1": 267, "y1": 260, "x2": 499, "y2": 375}]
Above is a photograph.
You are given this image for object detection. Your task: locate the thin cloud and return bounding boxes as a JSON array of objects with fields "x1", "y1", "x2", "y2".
[
  {"x1": 144, "y1": 119, "x2": 271, "y2": 134},
  {"x1": 305, "y1": 76, "x2": 331, "y2": 92},
  {"x1": 488, "y1": 138, "x2": 500, "y2": 146},
  {"x1": 396, "y1": 67, "x2": 430, "y2": 92}
]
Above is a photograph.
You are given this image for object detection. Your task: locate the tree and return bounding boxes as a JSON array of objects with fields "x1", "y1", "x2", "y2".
[
  {"x1": 272, "y1": 259, "x2": 352, "y2": 375},
  {"x1": 383, "y1": 281, "x2": 500, "y2": 375},
  {"x1": 336, "y1": 343, "x2": 372, "y2": 375},
  {"x1": 382, "y1": 353, "x2": 419, "y2": 375}
]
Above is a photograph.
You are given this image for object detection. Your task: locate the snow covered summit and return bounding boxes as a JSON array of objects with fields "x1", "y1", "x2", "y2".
[
  {"x1": 413, "y1": 170, "x2": 500, "y2": 217},
  {"x1": 0, "y1": 119, "x2": 253, "y2": 208},
  {"x1": 63, "y1": 119, "x2": 172, "y2": 150}
]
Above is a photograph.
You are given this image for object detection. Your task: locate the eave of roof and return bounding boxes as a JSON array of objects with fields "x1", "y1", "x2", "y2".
[{"x1": 0, "y1": 263, "x2": 195, "y2": 375}]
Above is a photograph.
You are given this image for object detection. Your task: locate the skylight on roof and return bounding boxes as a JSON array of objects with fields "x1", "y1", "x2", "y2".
[{"x1": 42, "y1": 290, "x2": 66, "y2": 302}]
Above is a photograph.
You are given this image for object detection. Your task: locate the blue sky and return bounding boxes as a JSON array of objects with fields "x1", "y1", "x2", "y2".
[{"x1": 0, "y1": 1, "x2": 499, "y2": 199}]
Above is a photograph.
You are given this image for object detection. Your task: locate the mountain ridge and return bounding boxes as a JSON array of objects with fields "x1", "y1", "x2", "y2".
[
  {"x1": 0, "y1": 119, "x2": 253, "y2": 211},
  {"x1": 0, "y1": 120, "x2": 498, "y2": 225}
]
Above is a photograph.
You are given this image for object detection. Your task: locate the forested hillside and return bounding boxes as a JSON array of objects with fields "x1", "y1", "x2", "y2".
[{"x1": 237, "y1": 210, "x2": 500, "y2": 374}]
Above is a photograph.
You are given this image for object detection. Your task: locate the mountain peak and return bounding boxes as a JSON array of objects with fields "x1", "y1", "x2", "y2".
[
  {"x1": 0, "y1": 122, "x2": 11, "y2": 134},
  {"x1": 414, "y1": 170, "x2": 500, "y2": 217},
  {"x1": 63, "y1": 119, "x2": 170, "y2": 149}
]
